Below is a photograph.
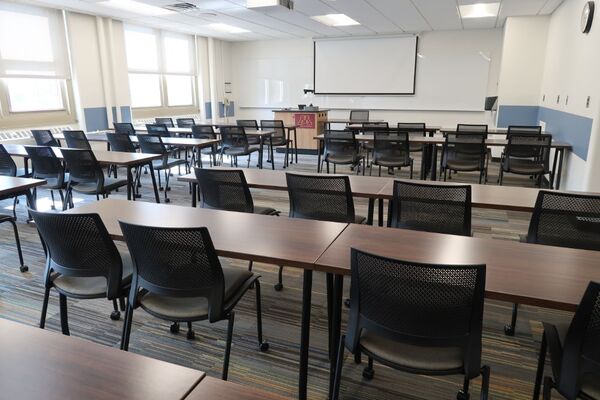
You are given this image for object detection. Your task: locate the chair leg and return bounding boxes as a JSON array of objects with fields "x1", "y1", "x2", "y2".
[
  {"x1": 163, "y1": 171, "x2": 170, "y2": 203},
  {"x1": 254, "y1": 280, "x2": 269, "y2": 351},
  {"x1": 59, "y1": 294, "x2": 70, "y2": 336},
  {"x1": 480, "y1": 365, "x2": 490, "y2": 400},
  {"x1": 533, "y1": 333, "x2": 547, "y2": 400},
  {"x1": 504, "y1": 303, "x2": 518, "y2": 336},
  {"x1": 7, "y1": 218, "x2": 27, "y2": 272},
  {"x1": 332, "y1": 335, "x2": 346, "y2": 400},
  {"x1": 110, "y1": 299, "x2": 121, "y2": 320},
  {"x1": 186, "y1": 321, "x2": 195, "y2": 340},
  {"x1": 457, "y1": 376, "x2": 470, "y2": 400},
  {"x1": 58, "y1": 190, "x2": 65, "y2": 208},
  {"x1": 409, "y1": 162, "x2": 414, "y2": 179},
  {"x1": 363, "y1": 356, "x2": 374, "y2": 380},
  {"x1": 222, "y1": 311, "x2": 235, "y2": 381},
  {"x1": 542, "y1": 377, "x2": 554, "y2": 400},
  {"x1": 39, "y1": 287, "x2": 50, "y2": 329},
  {"x1": 378, "y1": 165, "x2": 382, "y2": 177},
  {"x1": 121, "y1": 302, "x2": 134, "y2": 351},
  {"x1": 12, "y1": 196, "x2": 17, "y2": 220},
  {"x1": 274, "y1": 265, "x2": 284, "y2": 291},
  {"x1": 50, "y1": 190, "x2": 56, "y2": 210}
]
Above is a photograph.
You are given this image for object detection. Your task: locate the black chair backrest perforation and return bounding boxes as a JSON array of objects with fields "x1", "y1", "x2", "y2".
[
  {"x1": 63, "y1": 130, "x2": 91, "y2": 150},
  {"x1": 25, "y1": 146, "x2": 64, "y2": 182},
  {"x1": 194, "y1": 168, "x2": 255, "y2": 213},
  {"x1": 191, "y1": 125, "x2": 216, "y2": 139},
  {"x1": 61, "y1": 149, "x2": 105, "y2": 190},
  {"x1": 350, "y1": 110, "x2": 369, "y2": 121},
  {"x1": 0, "y1": 144, "x2": 17, "y2": 177},
  {"x1": 260, "y1": 120, "x2": 286, "y2": 140},
  {"x1": 114, "y1": 123, "x2": 136, "y2": 135},
  {"x1": 176, "y1": 118, "x2": 195, "y2": 127},
  {"x1": 32, "y1": 130, "x2": 60, "y2": 147},
  {"x1": 155, "y1": 118, "x2": 174, "y2": 127},
  {"x1": 146, "y1": 124, "x2": 171, "y2": 137},
  {"x1": 107, "y1": 133, "x2": 137, "y2": 153}
]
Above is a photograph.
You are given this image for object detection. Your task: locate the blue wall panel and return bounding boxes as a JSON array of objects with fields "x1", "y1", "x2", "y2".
[
  {"x1": 120, "y1": 106, "x2": 132, "y2": 122},
  {"x1": 84, "y1": 107, "x2": 108, "y2": 132},
  {"x1": 497, "y1": 105, "x2": 540, "y2": 127}
]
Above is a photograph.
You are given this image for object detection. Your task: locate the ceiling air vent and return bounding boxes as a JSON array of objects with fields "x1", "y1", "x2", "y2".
[{"x1": 163, "y1": 3, "x2": 198, "y2": 13}]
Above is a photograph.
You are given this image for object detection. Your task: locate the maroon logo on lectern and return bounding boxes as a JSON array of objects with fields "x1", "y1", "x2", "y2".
[{"x1": 294, "y1": 113, "x2": 316, "y2": 129}]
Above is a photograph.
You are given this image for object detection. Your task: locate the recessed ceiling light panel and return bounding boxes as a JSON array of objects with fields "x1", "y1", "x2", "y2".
[
  {"x1": 311, "y1": 13, "x2": 360, "y2": 27},
  {"x1": 100, "y1": 0, "x2": 176, "y2": 16},
  {"x1": 206, "y1": 23, "x2": 250, "y2": 34},
  {"x1": 459, "y1": 3, "x2": 500, "y2": 19}
]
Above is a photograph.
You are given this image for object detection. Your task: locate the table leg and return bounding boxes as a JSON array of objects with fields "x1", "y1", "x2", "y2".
[
  {"x1": 299, "y1": 269, "x2": 313, "y2": 400},
  {"x1": 367, "y1": 198, "x2": 374, "y2": 225},
  {"x1": 191, "y1": 182, "x2": 197, "y2": 207},
  {"x1": 148, "y1": 163, "x2": 160, "y2": 203},
  {"x1": 378, "y1": 198, "x2": 384, "y2": 227},
  {"x1": 270, "y1": 136, "x2": 275, "y2": 170},
  {"x1": 430, "y1": 144, "x2": 438, "y2": 181},
  {"x1": 258, "y1": 136, "x2": 264, "y2": 169},
  {"x1": 328, "y1": 274, "x2": 344, "y2": 399},
  {"x1": 420, "y1": 146, "x2": 427, "y2": 180},
  {"x1": 326, "y1": 272, "x2": 333, "y2": 357},
  {"x1": 126, "y1": 166, "x2": 134, "y2": 201},
  {"x1": 317, "y1": 140, "x2": 323, "y2": 173},
  {"x1": 555, "y1": 148, "x2": 565, "y2": 190}
]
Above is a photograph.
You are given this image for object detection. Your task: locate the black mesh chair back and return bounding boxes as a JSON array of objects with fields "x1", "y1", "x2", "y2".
[
  {"x1": 350, "y1": 110, "x2": 369, "y2": 121},
  {"x1": 176, "y1": 118, "x2": 196, "y2": 127},
  {"x1": 527, "y1": 191, "x2": 600, "y2": 251},
  {"x1": 30, "y1": 210, "x2": 124, "y2": 299},
  {"x1": 236, "y1": 120, "x2": 259, "y2": 130},
  {"x1": 146, "y1": 124, "x2": 171, "y2": 138},
  {"x1": 398, "y1": 123, "x2": 426, "y2": 136},
  {"x1": 390, "y1": 180, "x2": 472, "y2": 236},
  {"x1": 324, "y1": 130, "x2": 360, "y2": 163},
  {"x1": 61, "y1": 149, "x2": 106, "y2": 193},
  {"x1": 457, "y1": 124, "x2": 488, "y2": 136},
  {"x1": 507, "y1": 125, "x2": 542, "y2": 137},
  {"x1": 191, "y1": 125, "x2": 216, "y2": 139},
  {"x1": 347, "y1": 248, "x2": 486, "y2": 378},
  {"x1": 194, "y1": 168, "x2": 254, "y2": 213},
  {"x1": 24, "y1": 146, "x2": 64, "y2": 182},
  {"x1": 362, "y1": 122, "x2": 388, "y2": 130},
  {"x1": 0, "y1": 144, "x2": 17, "y2": 176},
  {"x1": 119, "y1": 222, "x2": 226, "y2": 322},
  {"x1": 114, "y1": 122, "x2": 136, "y2": 135},
  {"x1": 556, "y1": 281, "x2": 600, "y2": 398},
  {"x1": 137, "y1": 134, "x2": 167, "y2": 156},
  {"x1": 63, "y1": 130, "x2": 91, "y2": 150},
  {"x1": 32, "y1": 130, "x2": 60, "y2": 147},
  {"x1": 286, "y1": 173, "x2": 355, "y2": 223},
  {"x1": 107, "y1": 133, "x2": 137, "y2": 153},
  {"x1": 442, "y1": 132, "x2": 487, "y2": 169},
  {"x1": 260, "y1": 120, "x2": 286, "y2": 142},
  {"x1": 372, "y1": 131, "x2": 411, "y2": 165},
  {"x1": 155, "y1": 117, "x2": 174, "y2": 127},
  {"x1": 504, "y1": 134, "x2": 552, "y2": 165},
  {"x1": 221, "y1": 126, "x2": 250, "y2": 152}
]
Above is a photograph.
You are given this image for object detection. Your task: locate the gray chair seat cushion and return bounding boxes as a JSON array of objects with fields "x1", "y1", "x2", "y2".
[
  {"x1": 445, "y1": 158, "x2": 482, "y2": 171},
  {"x1": 152, "y1": 158, "x2": 187, "y2": 170},
  {"x1": 373, "y1": 157, "x2": 412, "y2": 167},
  {"x1": 326, "y1": 154, "x2": 363, "y2": 164},
  {"x1": 138, "y1": 266, "x2": 254, "y2": 320},
  {"x1": 223, "y1": 146, "x2": 260, "y2": 156},
  {"x1": 270, "y1": 138, "x2": 292, "y2": 147},
  {"x1": 360, "y1": 330, "x2": 463, "y2": 372},
  {"x1": 254, "y1": 206, "x2": 279, "y2": 215},
  {"x1": 504, "y1": 159, "x2": 546, "y2": 175},
  {"x1": 71, "y1": 177, "x2": 128, "y2": 194},
  {"x1": 51, "y1": 250, "x2": 133, "y2": 297}
]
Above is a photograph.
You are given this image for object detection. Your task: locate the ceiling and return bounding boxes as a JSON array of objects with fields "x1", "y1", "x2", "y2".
[{"x1": 25, "y1": 0, "x2": 565, "y2": 40}]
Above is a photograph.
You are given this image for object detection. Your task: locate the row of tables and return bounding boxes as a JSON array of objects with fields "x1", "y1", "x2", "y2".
[
  {"x1": 0, "y1": 318, "x2": 285, "y2": 400},
  {"x1": 62, "y1": 197, "x2": 600, "y2": 399}
]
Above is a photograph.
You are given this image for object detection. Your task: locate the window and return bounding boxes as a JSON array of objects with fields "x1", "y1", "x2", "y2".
[
  {"x1": 0, "y1": 2, "x2": 71, "y2": 114},
  {"x1": 124, "y1": 25, "x2": 195, "y2": 109}
]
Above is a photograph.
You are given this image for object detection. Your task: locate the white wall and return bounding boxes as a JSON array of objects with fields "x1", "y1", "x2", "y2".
[
  {"x1": 538, "y1": 0, "x2": 600, "y2": 191},
  {"x1": 232, "y1": 29, "x2": 503, "y2": 126}
]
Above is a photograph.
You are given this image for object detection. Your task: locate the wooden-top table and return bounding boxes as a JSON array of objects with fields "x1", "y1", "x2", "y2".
[
  {"x1": 0, "y1": 318, "x2": 205, "y2": 400},
  {"x1": 4, "y1": 144, "x2": 162, "y2": 203},
  {"x1": 0, "y1": 176, "x2": 46, "y2": 199},
  {"x1": 188, "y1": 377, "x2": 288, "y2": 400},
  {"x1": 346, "y1": 124, "x2": 441, "y2": 134}
]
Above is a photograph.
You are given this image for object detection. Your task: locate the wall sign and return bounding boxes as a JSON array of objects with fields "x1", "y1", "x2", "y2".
[{"x1": 294, "y1": 113, "x2": 316, "y2": 129}]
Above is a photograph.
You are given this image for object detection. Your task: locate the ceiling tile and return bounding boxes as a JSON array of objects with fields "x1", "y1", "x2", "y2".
[
  {"x1": 412, "y1": 0, "x2": 462, "y2": 30},
  {"x1": 365, "y1": 0, "x2": 430, "y2": 31},
  {"x1": 539, "y1": 0, "x2": 565, "y2": 14},
  {"x1": 321, "y1": 0, "x2": 400, "y2": 34}
]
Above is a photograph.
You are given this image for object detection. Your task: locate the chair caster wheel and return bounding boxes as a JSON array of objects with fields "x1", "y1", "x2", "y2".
[
  {"x1": 504, "y1": 325, "x2": 515, "y2": 336},
  {"x1": 186, "y1": 330, "x2": 195, "y2": 340},
  {"x1": 362, "y1": 367, "x2": 374, "y2": 380},
  {"x1": 19, "y1": 265, "x2": 29, "y2": 273},
  {"x1": 166, "y1": 187, "x2": 171, "y2": 192},
  {"x1": 110, "y1": 310, "x2": 121, "y2": 321},
  {"x1": 135, "y1": 194, "x2": 142, "y2": 199},
  {"x1": 170, "y1": 322, "x2": 180, "y2": 334},
  {"x1": 164, "y1": 198, "x2": 170, "y2": 203},
  {"x1": 457, "y1": 390, "x2": 470, "y2": 400},
  {"x1": 50, "y1": 205, "x2": 56, "y2": 210},
  {"x1": 344, "y1": 298, "x2": 351, "y2": 308},
  {"x1": 274, "y1": 283, "x2": 283, "y2": 291},
  {"x1": 259, "y1": 342, "x2": 270, "y2": 352},
  {"x1": 159, "y1": 187, "x2": 164, "y2": 191}
]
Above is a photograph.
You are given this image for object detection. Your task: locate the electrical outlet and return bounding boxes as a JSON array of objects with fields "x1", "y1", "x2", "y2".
[{"x1": 587, "y1": 96, "x2": 591, "y2": 108}]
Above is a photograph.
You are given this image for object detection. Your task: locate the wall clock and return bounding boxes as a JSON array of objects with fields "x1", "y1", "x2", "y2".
[{"x1": 582, "y1": 1, "x2": 595, "y2": 33}]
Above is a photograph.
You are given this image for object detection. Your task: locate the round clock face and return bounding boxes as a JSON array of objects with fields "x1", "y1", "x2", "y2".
[{"x1": 582, "y1": 1, "x2": 595, "y2": 33}]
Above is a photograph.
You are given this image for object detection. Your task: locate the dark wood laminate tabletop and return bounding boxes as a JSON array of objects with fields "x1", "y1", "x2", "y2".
[
  {"x1": 65, "y1": 199, "x2": 347, "y2": 269},
  {"x1": 346, "y1": 124, "x2": 441, "y2": 132},
  {"x1": 3, "y1": 144, "x2": 162, "y2": 166},
  {"x1": 55, "y1": 133, "x2": 220, "y2": 149},
  {"x1": 326, "y1": 118, "x2": 384, "y2": 124},
  {"x1": 185, "y1": 377, "x2": 288, "y2": 400},
  {"x1": 314, "y1": 223, "x2": 600, "y2": 311},
  {"x1": 132, "y1": 126, "x2": 275, "y2": 137},
  {"x1": 0, "y1": 176, "x2": 46, "y2": 197},
  {"x1": 177, "y1": 167, "x2": 390, "y2": 199},
  {"x1": 0, "y1": 318, "x2": 205, "y2": 400}
]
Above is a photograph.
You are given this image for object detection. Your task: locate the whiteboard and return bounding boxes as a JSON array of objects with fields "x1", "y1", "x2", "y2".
[
  {"x1": 314, "y1": 36, "x2": 417, "y2": 95},
  {"x1": 236, "y1": 37, "x2": 492, "y2": 112}
]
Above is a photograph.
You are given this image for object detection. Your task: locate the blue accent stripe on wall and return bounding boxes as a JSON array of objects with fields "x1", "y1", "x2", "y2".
[
  {"x1": 496, "y1": 105, "x2": 593, "y2": 161},
  {"x1": 219, "y1": 101, "x2": 235, "y2": 117},
  {"x1": 120, "y1": 106, "x2": 132, "y2": 123},
  {"x1": 205, "y1": 102, "x2": 212, "y2": 119},
  {"x1": 84, "y1": 107, "x2": 108, "y2": 132},
  {"x1": 538, "y1": 107, "x2": 592, "y2": 161},
  {"x1": 497, "y1": 105, "x2": 539, "y2": 127}
]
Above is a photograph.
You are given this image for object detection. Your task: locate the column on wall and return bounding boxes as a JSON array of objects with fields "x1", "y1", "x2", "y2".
[{"x1": 207, "y1": 38, "x2": 234, "y2": 120}]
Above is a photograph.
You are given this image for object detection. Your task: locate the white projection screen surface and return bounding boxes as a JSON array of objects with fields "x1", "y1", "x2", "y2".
[{"x1": 314, "y1": 36, "x2": 418, "y2": 95}]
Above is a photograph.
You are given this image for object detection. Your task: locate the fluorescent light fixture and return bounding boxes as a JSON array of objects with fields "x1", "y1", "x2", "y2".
[
  {"x1": 207, "y1": 23, "x2": 250, "y2": 34},
  {"x1": 311, "y1": 14, "x2": 360, "y2": 27},
  {"x1": 100, "y1": 0, "x2": 175, "y2": 16},
  {"x1": 459, "y1": 3, "x2": 500, "y2": 19},
  {"x1": 247, "y1": 0, "x2": 279, "y2": 7}
]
